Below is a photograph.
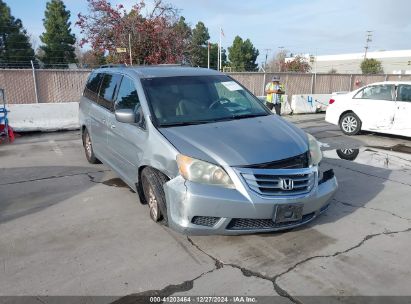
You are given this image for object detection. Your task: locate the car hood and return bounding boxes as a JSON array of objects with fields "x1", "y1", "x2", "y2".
[{"x1": 159, "y1": 115, "x2": 309, "y2": 167}]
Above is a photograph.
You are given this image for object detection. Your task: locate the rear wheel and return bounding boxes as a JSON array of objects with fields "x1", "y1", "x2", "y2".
[
  {"x1": 339, "y1": 112, "x2": 361, "y2": 135},
  {"x1": 336, "y1": 148, "x2": 360, "y2": 161},
  {"x1": 82, "y1": 128, "x2": 99, "y2": 164},
  {"x1": 141, "y1": 167, "x2": 169, "y2": 225}
]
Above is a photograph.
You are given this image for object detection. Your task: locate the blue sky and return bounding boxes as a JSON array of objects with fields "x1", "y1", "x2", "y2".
[{"x1": 6, "y1": 0, "x2": 411, "y2": 64}]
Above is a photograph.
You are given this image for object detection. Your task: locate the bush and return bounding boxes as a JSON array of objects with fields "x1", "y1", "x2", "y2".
[{"x1": 360, "y1": 58, "x2": 384, "y2": 74}]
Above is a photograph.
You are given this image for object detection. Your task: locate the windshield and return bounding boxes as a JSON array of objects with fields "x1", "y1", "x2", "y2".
[{"x1": 141, "y1": 75, "x2": 269, "y2": 127}]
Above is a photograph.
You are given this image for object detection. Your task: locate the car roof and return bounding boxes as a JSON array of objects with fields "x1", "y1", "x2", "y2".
[
  {"x1": 92, "y1": 65, "x2": 224, "y2": 78},
  {"x1": 366, "y1": 81, "x2": 411, "y2": 86}
]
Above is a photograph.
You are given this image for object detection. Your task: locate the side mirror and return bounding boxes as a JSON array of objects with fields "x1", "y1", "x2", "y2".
[{"x1": 115, "y1": 109, "x2": 135, "y2": 124}]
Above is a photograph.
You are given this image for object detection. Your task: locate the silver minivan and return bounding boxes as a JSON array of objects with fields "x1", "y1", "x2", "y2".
[{"x1": 79, "y1": 65, "x2": 338, "y2": 235}]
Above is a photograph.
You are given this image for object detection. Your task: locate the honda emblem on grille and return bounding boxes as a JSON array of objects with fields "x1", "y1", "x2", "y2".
[{"x1": 279, "y1": 178, "x2": 294, "y2": 190}]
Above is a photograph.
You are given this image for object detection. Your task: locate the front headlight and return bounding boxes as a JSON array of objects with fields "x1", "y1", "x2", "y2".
[
  {"x1": 307, "y1": 134, "x2": 323, "y2": 166},
  {"x1": 176, "y1": 154, "x2": 234, "y2": 188}
]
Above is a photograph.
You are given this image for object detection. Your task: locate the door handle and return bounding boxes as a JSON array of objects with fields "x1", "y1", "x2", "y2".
[
  {"x1": 110, "y1": 124, "x2": 116, "y2": 129},
  {"x1": 102, "y1": 119, "x2": 106, "y2": 124}
]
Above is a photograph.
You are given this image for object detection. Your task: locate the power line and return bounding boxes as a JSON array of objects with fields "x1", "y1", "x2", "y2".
[{"x1": 364, "y1": 30, "x2": 373, "y2": 59}]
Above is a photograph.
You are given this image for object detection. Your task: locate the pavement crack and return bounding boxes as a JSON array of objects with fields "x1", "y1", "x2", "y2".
[
  {"x1": 186, "y1": 236, "x2": 223, "y2": 269},
  {"x1": 187, "y1": 227, "x2": 411, "y2": 303},
  {"x1": 34, "y1": 297, "x2": 48, "y2": 304},
  {"x1": 333, "y1": 198, "x2": 411, "y2": 222},
  {"x1": 272, "y1": 227, "x2": 411, "y2": 296},
  {"x1": 86, "y1": 172, "x2": 102, "y2": 184},
  {"x1": 0, "y1": 170, "x2": 109, "y2": 186},
  {"x1": 186, "y1": 236, "x2": 300, "y2": 303},
  {"x1": 111, "y1": 267, "x2": 218, "y2": 303}
]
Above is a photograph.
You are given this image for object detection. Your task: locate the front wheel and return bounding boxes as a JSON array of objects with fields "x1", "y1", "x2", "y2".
[
  {"x1": 339, "y1": 112, "x2": 361, "y2": 135},
  {"x1": 82, "y1": 128, "x2": 99, "y2": 164},
  {"x1": 141, "y1": 168, "x2": 169, "y2": 225}
]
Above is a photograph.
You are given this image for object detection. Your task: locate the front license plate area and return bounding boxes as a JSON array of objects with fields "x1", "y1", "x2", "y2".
[{"x1": 275, "y1": 204, "x2": 303, "y2": 223}]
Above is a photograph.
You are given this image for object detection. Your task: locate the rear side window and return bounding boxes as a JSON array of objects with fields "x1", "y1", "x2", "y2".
[
  {"x1": 354, "y1": 85, "x2": 394, "y2": 101},
  {"x1": 84, "y1": 72, "x2": 104, "y2": 102},
  {"x1": 98, "y1": 73, "x2": 122, "y2": 111},
  {"x1": 114, "y1": 76, "x2": 140, "y2": 111},
  {"x1": 397, "y1": 85, "x2": 411, "y2": 102}
]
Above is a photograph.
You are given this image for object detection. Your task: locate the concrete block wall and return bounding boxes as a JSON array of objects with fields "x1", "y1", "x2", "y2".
[{"x1": 7, "y1": 103, "x2": 79, "y2": 132}]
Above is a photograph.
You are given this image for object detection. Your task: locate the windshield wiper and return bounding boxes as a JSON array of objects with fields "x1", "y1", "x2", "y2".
[
  {"x1": 159, "y1": 120, "x2": 216, "y2": 127},
  {"x1": 159, "y1": 114, "x2": 267, "y2": 127},
  {"x1": 231, "y1": 113, "x2": 268, "y2": 120}
]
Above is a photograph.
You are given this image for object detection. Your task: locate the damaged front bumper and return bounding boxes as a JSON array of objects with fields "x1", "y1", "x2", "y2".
[{"x1": 164, "y1": 166, "x2": 338, "y2": 235}]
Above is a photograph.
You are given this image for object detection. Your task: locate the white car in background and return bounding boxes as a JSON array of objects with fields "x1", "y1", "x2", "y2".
[{"x1": 326, "y1": 81, "x2": 411, "y2": 137}]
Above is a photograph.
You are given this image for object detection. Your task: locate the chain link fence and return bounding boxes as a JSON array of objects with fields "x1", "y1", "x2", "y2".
[
  {"x1": 0, "y1": 69, "x2": 90, "y2": 104},
  {"x1": 1, "y1": 68, "x2": 411, "y2": 104}
]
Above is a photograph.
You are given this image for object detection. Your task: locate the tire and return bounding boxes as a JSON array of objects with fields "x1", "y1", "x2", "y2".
[
  {"x1": 336, "y1": 148, "x2": 360, "y2": 161},
  {"x1": 141, "y1": 167, "x2": 169, "y2": 225},
  {"x1": 82, "y1": 128, "x2": 99, "y2": 164},
  {"x1": 339, "y1": 112, "x2": 361, "y2": 135}
]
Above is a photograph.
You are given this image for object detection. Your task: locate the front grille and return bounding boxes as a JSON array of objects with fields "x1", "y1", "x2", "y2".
[
  {"x1": 240, "y1": 152, "x2": 309, "y2": 169},
  {"x1": 226, "y1": 212, "x2": 315, "y2": 230},
  {"x1": 191, "y1": 216, "x2": 220, "y2": 227},
  {"x1": 241, "y1": 171, "x2": 315, "y2": 196}
]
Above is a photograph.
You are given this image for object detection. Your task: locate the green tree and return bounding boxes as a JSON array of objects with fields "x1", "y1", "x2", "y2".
[
  {"x1": 0, "y1": 0, "x2": 35, "y2": 67},
  {"x1": 282, "y1": 56, "x2": 311, "y2": 72},
  {"x1": 174, "y1": 17, "x2": 191, "y2": 41},
  {"x1": 174, "y1": 16, "x2": 192, "y2": 64},
  {"x1": 360, "y1": 58, "x2": 383, "y2": 74},
  {"x1": 40, "y1": 0, "x2": 76, "y2": 66},
  {"x1": 189, "y1": 21, "x2": 209, "y2": 67},
  {"x1": 227, "y1": 36, "x2": 259, "y2": 71}
]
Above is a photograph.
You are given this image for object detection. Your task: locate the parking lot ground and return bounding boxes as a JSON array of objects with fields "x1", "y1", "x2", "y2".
[{"x1": 1, "y1": 114, "x2": 411, "y2": 303}]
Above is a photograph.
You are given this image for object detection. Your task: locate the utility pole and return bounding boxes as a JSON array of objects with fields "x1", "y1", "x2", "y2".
[
  {"x1": 263, "y1": 48, "x2": 271, "y2": 70},
  {"x1": 278, "y1": 46, "x2": 285, "y2": 72},
  {"x1": 364, "y1": 30, "x2": 373, "y2": 59}
]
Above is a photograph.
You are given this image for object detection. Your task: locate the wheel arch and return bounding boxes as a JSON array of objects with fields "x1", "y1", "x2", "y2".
[
  {"x1": 136, "y1": 165, "x2": 171, "y2": 205},
  {"x1": 339, "y1": 110, "x2": 356, "y2": 123}
]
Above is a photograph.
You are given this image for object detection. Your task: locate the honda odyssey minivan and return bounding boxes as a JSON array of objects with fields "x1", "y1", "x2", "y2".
[{"x1": 79, "y1": 65, "x2": 337, "y2": 235}]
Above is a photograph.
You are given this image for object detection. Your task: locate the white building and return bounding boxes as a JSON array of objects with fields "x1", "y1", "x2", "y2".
[{"x1": 285, "y1": 50, "x2": 411, "y2": 74}]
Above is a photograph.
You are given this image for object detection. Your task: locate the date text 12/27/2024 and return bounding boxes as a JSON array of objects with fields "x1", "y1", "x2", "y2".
[{"x1": 149, "y1": 296, "x2": 257, "y2": 303}]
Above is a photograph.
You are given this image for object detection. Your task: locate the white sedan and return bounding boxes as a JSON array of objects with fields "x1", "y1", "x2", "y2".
[{"x1": 326, "y1": 81, "x2": 411, "y2": 137}]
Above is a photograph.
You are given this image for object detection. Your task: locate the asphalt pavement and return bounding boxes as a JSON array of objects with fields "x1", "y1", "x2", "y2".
[{"x1": 1, "y1": 113, "x2": 411, "y2": 303}]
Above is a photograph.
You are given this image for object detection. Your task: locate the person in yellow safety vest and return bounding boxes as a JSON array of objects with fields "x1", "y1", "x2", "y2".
[{"x1": 265, "y1": 76, "x2": 285, "y2": 116}]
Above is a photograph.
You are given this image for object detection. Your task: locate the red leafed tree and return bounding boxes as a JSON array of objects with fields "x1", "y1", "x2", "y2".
[
  {"x1": 280, "y1": 56, "x2": 311, "y2": 73},
  {"x1": 76, "y1": 0, "x2": 188, "y2": 65}
]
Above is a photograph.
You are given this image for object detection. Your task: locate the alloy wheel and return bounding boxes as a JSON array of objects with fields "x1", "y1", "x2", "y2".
[
  {"x1": 148, "y1": 186, "x2": 160, "y2": 221},
  {"x1": 85, "y1": 133, "x2": 93, "y2": 158},
  {"x1": 341, "y1": 116, "x2": 358, "y2": 133}
]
